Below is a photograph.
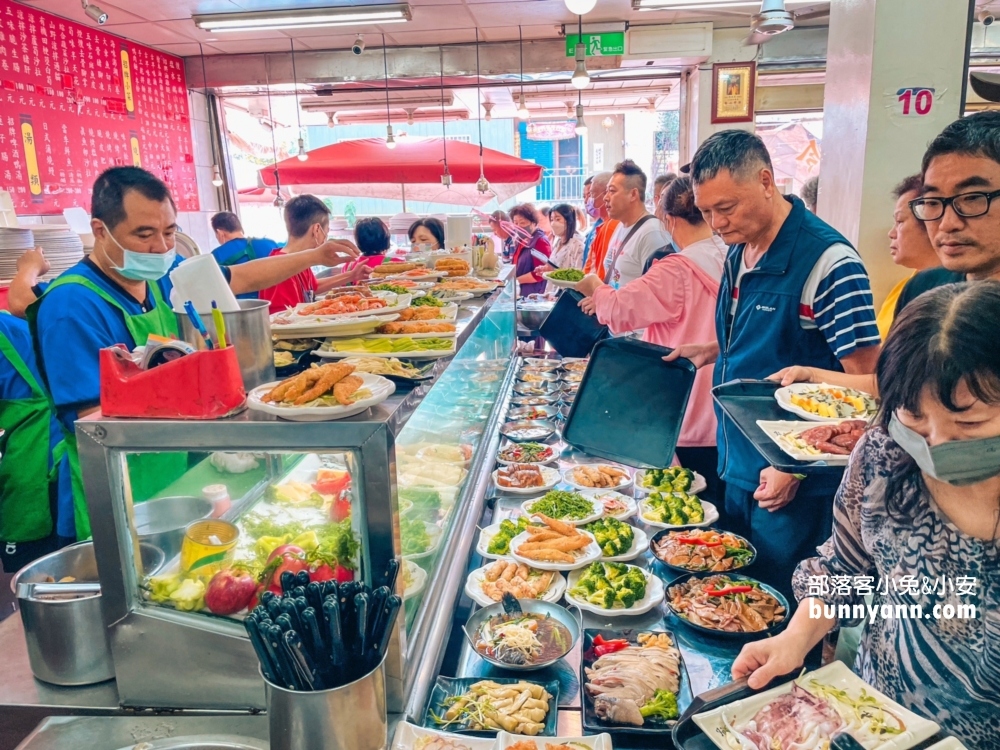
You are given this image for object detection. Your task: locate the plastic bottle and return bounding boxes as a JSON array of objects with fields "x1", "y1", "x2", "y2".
[{"x1": 203, "y1": 484, "x2": 232, "y2": 518}]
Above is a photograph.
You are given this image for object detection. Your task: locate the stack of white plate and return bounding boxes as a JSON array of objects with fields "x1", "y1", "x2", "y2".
[
  {"x1": 29, "y1": 226, "x2": 85, "y2": 279},
  {"x1": 0, "y1": 227, "x2": 35, "y2": 279},
  {"x1": 388, "y1": 212, "x2": 420, "y2": 235}
]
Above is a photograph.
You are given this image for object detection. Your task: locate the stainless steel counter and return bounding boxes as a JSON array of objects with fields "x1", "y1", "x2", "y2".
[{"x1": 13, "y1": 715, "x2": 269, "y2": 750}]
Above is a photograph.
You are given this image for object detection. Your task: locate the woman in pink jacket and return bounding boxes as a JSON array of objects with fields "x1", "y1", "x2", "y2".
[{"x1": 576, "y1": 177, "x2": 728, "y2": 504}]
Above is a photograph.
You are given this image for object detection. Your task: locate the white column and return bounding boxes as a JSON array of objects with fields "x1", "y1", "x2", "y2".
[{"x1": 819, "y1": 0, "x2": 973, "y2": 305}]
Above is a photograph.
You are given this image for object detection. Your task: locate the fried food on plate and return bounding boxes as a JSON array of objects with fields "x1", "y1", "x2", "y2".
[
  {"x1": 294, "y1": 363, "x2": 355, "y2": 404},
  {"x1": 333, "y1": 374, "x2": 365, "y2": 405},
  {"x1": 371, "y1": 262, "x2": 420, "y2": 275},
  {"x1": 262, "y1": 363, "x2": 358, "y2": 407},
  {"x1": 397, "y1": 307, "x2": 444, "y2": 322},
  {"x1": 375, "y1": 321, "x2": 456, "y2": 335},
  {"x1": 513, "y1": 513, "x2": 594, "y2": 564}
]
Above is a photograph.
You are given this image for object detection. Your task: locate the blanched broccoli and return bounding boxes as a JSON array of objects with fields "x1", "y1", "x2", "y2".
[
  {"x1": 616, "y1": 588, "x2": 637, "y2": 608},
  {"x1": 639, "y1": 689, "x2": 679, "y2": 721},
  {"x1": 588, "y1": 588, "x2": 616, "y2": 609},
  {"x1": 605, "y1": 562, "x2": 629, "y2": 580},
  {"x1": 594, "y1": 576, "x2": 612, "y2": 591},
  {"x1": 575, "y1": 576, "x2": 598, "y2": 595},
  {"x1": 586, "y1": 562, "x2": 605, "y2": 577}
]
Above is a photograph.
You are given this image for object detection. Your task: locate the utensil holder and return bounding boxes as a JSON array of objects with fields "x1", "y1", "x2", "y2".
[
  {"x1": 176, "y1": 298, "x2": 276, "y2": 390},
  {"x1": 264, "y1": 654, "x2": 388, "y2": 750}
]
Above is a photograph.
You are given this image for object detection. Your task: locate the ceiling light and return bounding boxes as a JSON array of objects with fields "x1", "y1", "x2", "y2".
[
  {"x1": 632, "y1": 0, "x2": 762, "y2": 8},
  {"x1": 574, "y1": 91, "x2": 586, "y2": 135},
  {"x1": 602, "y1": 115, "x2": 615, "y2": 129},
  {"x1": 565, "y1": 0, "x2": 598, "y2": 13},
  {"x1": 193, "y1": 4, "x2": 411, "y2": 32},
  {"x1": 517, "y1": 95, "x2": 530, "y2": 120},
  {"x1": 571, "y1": 44, "x2": 590, "y2": 89},
  {"x1": 273, "y1": 194, "x2": 285, "y2": 208},
  {"x1": 297, "y1": 137, "x2": 308, "y2": 161},
  {"x1": 482, "y1": 101, "x2": 493, "y2": 121},
  {"x1": 386, "y1": 124, "x2": 397, "y2": 149},
  {"x1": 211, "y1": 164, "x2": 224, "y2": 187},
  {"x1": 82, "y1": 0, "x2": 107, "y2": 24},
  {"x1": 327, "y1": 113, "x2": 337, "y2": 128}
]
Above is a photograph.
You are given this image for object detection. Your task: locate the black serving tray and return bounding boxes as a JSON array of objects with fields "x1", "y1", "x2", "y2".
[
  {"x1": 711, "y1": 379, "x2": 845, "y2": 475},
  {"x1": 538, "y1": 289, "x2": 609, "y2": 358},
  {"x1": 422, "y1": 675, "x2": 561, "y2": 736},
  {"x1": 562, "y1": 337, "x2": 695, "y2": 469},
  {"x1": 580, "y1": 628, "x2": 694, "y2": 739}
]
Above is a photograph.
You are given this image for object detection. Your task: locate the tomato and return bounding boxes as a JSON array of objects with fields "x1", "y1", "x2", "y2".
[
  {"x1": 266, "y1": 544, "x2": 305, "y2": 564},
  {"x1": 310, "y1": 562, "x2": 353, "y2": 584},
  {"x1": 262, "y1": 550, "x2": 309, "y2": 594},
  {"x1": 313, "y1": 469, "x2": 351, "y2": 495},
  {"x1": 329, "y1": 496, "x2": 351, "y2": 523}
]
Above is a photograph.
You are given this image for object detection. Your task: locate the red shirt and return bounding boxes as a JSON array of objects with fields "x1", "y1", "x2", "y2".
[{"x1": 258, "y1": 248, "x2": 318, "y2": 313}]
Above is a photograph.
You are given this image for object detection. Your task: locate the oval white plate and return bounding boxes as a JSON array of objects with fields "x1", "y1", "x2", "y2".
[
  {"x1": 497, "y1": 731, "x2": 612, "y2": 750},
  {"x1": 476, "y1": 522, "x2": 510, "y2": 560},
  {"x1": 635, "y1": 471, "x2": 708, "y2": 497},
  {"x1": 509, "y1": 529, "x2": 601, "y2": 571},
  {"x1": 383, "y1": 271, "x2": 445, "y2": 282},
  {"x1": 774, "y1": 382, "x2": 878, "y2": 423},
  {"x1": 414, "y1": 444, "x2": 472, "y2": 468},
  {"x1": 585, "y1": 523, "x2": 647, "y2": 563},
  {"x1": 364, "y1": 329, "x2": 457, "y2": 340},
  {"x1": 542, "y1": 271, "x2": 583, "y2": 290},
  {"x1": 580, "y1": 489, "x2": 637, "y2": 521},
  {"x1": 393, "y1": 722, "x2": 495, "y2": 750},
  {"x1": 565, "y1": 565, "x2": 664, "y2": 617},
  {"x1": 402, "y1": 560, "x2": 427, "y2": 601},
  {"x1": 316, "y1": 340, "x2": 456, "y2": 361},
  {"x1": 496, "y1": 442, "x2": 559, "y2": 466},
  {"x1": 270, "y1": 313, "x2": 401, "y2": 340},
  {"x1": 561, "y1": 464, "x2": 633, "y2": 493},
  {"x1": 247, "y1": 373, "x2": 395, "y2": 422},
  {"x1": 284, "y1": 292, "x2": 412, "y2": 320},
  {"x1": 492, "y1": 465, "x2": 561, "y2": 494},
  {"x1": 464, "y1": 561, "x2": 567, "y2": 608},
  {"x1": 433, "y1": 291, "x2": 475, "y2": 303},
  {"x1": 402, "y1": 521, "x2": 443, "y2": 561},
  {"x1": 520, "y1": 493, "x2": 603, "y2": 526},
  {"x1": 638, "y1": 498, "x2": 720, "y2": 530}
]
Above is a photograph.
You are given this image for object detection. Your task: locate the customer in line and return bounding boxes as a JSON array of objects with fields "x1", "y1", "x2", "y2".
[
  {"x1": 210, "y1": 211, "x2": 280, "y2": 267},
  {"x1": 652, "y1": 172, "x2": 677, "y2": 211},
  {"x1": 603, "y1": 159, "x2": 671, "y2": 289},
  {"x1": 667, "y1": 130, "x2": 880, "y2": 600},
  {"x1": 535, "y1": 206, "x2": 554, "y2": 244},
  {"x1": 345, "y1": 217, "x2": 392, "y2": 271},
  {"x1": 582, "y1": 172, "x2": 619, "y2": 276},
  {"x1": 801, "y1": 175, "x2": 819, "y2": 213},
  {"x1": 30, "y1": 168, "x2": 360, "y2": 539},
  {"x1": 576, "y1": 177, "x2": 727, "y2": 505},
  {"x1": 733, "y1": 282, "x2": 1000, "y2": 749},
  {"x1": 509, "y1": 203, "x2": 551, "y2": 297},
  {"x1": 543, "y1": 204, "x2": 584, "y2": 275},
  {"x1": 489, "y1": 210, "x2": 516, "y2": 261},
  {"x1": 580, "y1": 175, "x2": 597, "y2": 268},
  {"x1": 259, "y1": 195, "x2": 371, "y2": 312},
  {"x1": 408, "y1": 217, "x2": 445, "y2": 251}
]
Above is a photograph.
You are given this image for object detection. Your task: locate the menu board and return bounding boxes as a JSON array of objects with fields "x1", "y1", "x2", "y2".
[{"x1": 0, "y1": 0, "x2": 199, "y2": 214}]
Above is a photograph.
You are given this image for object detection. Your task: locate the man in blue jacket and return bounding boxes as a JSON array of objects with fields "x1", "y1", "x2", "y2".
[{"x1": 669, "y1": 130, "x2": 881, "y2": 600}]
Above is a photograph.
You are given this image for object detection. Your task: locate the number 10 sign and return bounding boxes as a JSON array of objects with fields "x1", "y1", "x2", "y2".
[{"x1": 896, "y1": 86, "x2": 936, "y2": 116}]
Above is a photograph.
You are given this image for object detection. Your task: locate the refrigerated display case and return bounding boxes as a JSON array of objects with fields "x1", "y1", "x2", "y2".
[{"x1": 73, "y1": 281, "x2": 517, "y2": 713}]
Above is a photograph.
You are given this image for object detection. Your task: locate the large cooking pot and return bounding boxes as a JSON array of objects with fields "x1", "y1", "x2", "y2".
[
  {"x1": 12, "y1": 541, "x2": 164, "y2": 685},
  {"x1": 133, "y1": 495, "x2": 214, "y2": 560}
]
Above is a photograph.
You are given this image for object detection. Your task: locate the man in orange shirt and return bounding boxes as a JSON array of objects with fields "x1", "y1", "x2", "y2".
[{"x1": 582, "y1": 172, "x2": 620, "y2": 276}]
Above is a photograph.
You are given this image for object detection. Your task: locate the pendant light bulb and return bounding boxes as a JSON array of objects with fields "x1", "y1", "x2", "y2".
[
  {"x1": 575, "y1": 104, "x2": 587, "y2": 136},
  {"x1": 210, "y1": 164, "x2": 223, "y2": 188},
  {"x1": 571, "y1": 44, "x2": 589, "y2": 90},
  {"x1": 564, "y1": 0, "x2": 596, "y2": 14},
  {"x1": 385, "y1": 124, "x2": 397, "y2": 149},
  {"x1": 517, "y1": 95, "x2": 530, "y2": 120},
  {"x1": 273, "y1": 194, "x2": 285, "y2": 208},
  {"x1": 296, "y1": 137, "x2": 308, "y2": 161}
]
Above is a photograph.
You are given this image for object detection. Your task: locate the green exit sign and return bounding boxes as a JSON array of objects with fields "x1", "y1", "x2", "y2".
[{"x1": 566, "y1": 32, "x2": 625, "y2": 57}]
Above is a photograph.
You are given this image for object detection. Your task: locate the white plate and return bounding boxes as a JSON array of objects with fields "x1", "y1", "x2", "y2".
[
  {"x1": 925, "y1": 740, "x2": 969, "y2": 750},
  {"x1": 635, "y1": 470, "x2": 708, "y2": 496},
  {"x1": 561, "y1": 464, "x2": 633, "y2": 493},
  {"x1": 281, "y1": 292, "x2": 413, "y2": 321},
  {"x1": 520, "y1": 493, "x2": 604, "y2": 526},
  {"x1": 476, "y1": 522, "x2": 514, "y2": 560},
  {"x1": 542, "y1": 271, "x2": 584, "y2": 289},
  {"x1": 316, "y1": 339, "x2": 457, "y2": 361},
  {"x1": 464, "y1": 560, "x2": 567, "y2": 608},
  {"x1": 756, "y1": 420, "x2": 853, "y2": 466},
  {"x1": 402, "y1": 560, "x2": 427, "y2": 602},
  {"x1": 435, "y1": 279, "x2": 496, "y2": 297},
  {"x1": 492, "y1": 465, "x2": 561, "y2": 494},
  {"x1": 371, "y1": 280, "x2": 435, "y2": 291},
  {"x1": 639, "y1": 498, "x2": 719, "y2": 530},
  {"x1": 496, "y1": 442, "x2": 559, "y2": 466},
  {"x1": 271, "y1": 313, "x2": 400, "y2": 340},
  {"x1": 509, "y1": 529, "x2": 601, "y2": 571},
  {"x1": 365, "y1": 328, "x2": 458, "y2": 340},
  {"x1": 581, "y1": 489, "x2": 637, "y2": 521},
  {"x1": 593, "y1": 524, "x2": 648, "y2": 562},
  {"x1": 402, "y1": 521, "x2": 443, "y2": 561},
  {"x1": 383, "y1": 271, "x2": 446, "y2": 282},
  {"x1": 692, "y1": 661, "x2": 939, "y2": 750},
  {"x1": 566, "y1": 564, "x2": 664, "y2": 617},
  {"x1": 433, "y1": 291, "x2": 475, "y2": 303},
  {"x1": 247, "y1": 373, "x2": 395, "y2": 422},
  {"x1": 774, "y1": 382, "x2": 878, "y2": 423},
  {"x1": 392, "y1": 721, "x2": 495, "y2": 750},
  {"x1": 496, "y1": 732, "x2": 613, "y2": 750}
]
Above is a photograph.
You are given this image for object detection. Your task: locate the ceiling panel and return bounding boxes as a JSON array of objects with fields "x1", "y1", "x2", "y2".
[{"x1": 154, "y1": 42, "x2": 227, "y2": 56}]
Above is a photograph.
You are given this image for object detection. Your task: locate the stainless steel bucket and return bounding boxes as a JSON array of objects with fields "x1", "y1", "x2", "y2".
[
  {"x1": 264, "y1": 655, "x2": 388, "y2": 750},
  {"x1": 133, "y1": 495, "x2": 213, "y2": 560},
  {"x1": 12, "y1": 541, "x2": 164, "y2": 686},
  {"x1": 176, "y1": 299, "x2": 275, "y2": 390}
]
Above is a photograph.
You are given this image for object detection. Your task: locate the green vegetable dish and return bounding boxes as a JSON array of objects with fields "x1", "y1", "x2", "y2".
[
  {"x1": 526, "y1": 490, "x2": 596, "y2": 521},
  {"x1": 569, "y1": 562, "x2": 649, "y2": 610},
  {"x1": 411, "y1": 294, "x2": 445, "y2": 307},
  {"x1": 583, "y1": 517, "x2": 635, "y2": 557},
  {"x1": 642, "y1": 491, "x2": 704, "y2": 526},
  {"x1": 641, "y1": 466, "x2": 695, "y2": 492},
  {"x1": 487, "y1": 516, "x2": 534, "y2": 555},
  {"x1": 548, "y1": 268, "x2": 585, "y2": 282},
  {"x1": 368, "y1": 283, "x2": 409, "y2": 295},
  {"x1": 400, "y1": 517, "x2": 433, "y2": 556}
]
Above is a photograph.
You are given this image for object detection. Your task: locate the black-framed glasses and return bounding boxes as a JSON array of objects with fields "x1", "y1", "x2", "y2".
[{"x1": 910, "y1": 189, "x2": 1000, "y2": 222}]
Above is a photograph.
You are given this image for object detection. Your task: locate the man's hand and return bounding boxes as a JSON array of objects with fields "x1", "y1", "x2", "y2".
[
  {"x1": 348, "y1": 264, "x2": 372, "y2": 283},
  {"x1": 769, "y1": 366, "x2": 815, "y2": 386},
  {"x1": 578, "y1": 296, "x2": 597, "y2": 316},
  {"x1": 575, "y1": 273, "x2": 603, "y2": 297},
  {"x1": 754, "y1": 467, "x2": 800, "y2": 512},
  {"x1": 314, "y1": 240, "x2": 360, "y2": 267},
  {"x1": 663, "y1": 341, "x2": 720, "y2": 369},
  {"x1": 17, "y1": 247, "x2": 50, "y2": 276}
]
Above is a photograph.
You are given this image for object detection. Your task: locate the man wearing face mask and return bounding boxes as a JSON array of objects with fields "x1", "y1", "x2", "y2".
[
  {"x1": 581, "y1": 172, "x2": 620, "y2": 277},
  {"x1": 29, "y1": 167, "x2": 360, "y2": 540}
]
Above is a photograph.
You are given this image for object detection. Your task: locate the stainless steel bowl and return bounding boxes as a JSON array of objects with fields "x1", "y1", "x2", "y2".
[
  {"x1": 500, "y1": 419, "x2": 557, "y2": 443},
  {"x1": 510, "y1": 393, "x2": 561, "y2": 406},
  {"x1": 516, "y1": 369, "x2": 561, "y2": 383},
  {"x1": 133, "y1": 495, "x2": 214, "y2": 560},
  {"x1": 513, "y1": 381, "x2": 562, "y2": 396},
  {"x1": 517, "y1": 307, "x2": 552, "y2": 331},
  {"x1": 463, "y1": 599, "x2": 581, "y2": 671},
  {"x1": 521, "y1": 357, "x2": 562, "y2": 371},
  {"x1": 507, "y1": 405, "x2": 560, "y2": 422}
]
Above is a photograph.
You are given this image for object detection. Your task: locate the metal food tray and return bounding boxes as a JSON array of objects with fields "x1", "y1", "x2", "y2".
[{"x1": 711, "y1": 380, "x2": 845, "y2": 475}]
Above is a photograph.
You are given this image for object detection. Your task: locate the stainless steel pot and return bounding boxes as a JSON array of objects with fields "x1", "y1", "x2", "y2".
[
  {"x1": 133, "y1": 495, "x2": 213, "y2": 560},
  {"x1": 463, "y1": 599, "x2": 581, "y2": 671},
  {"x1": 12, "y1": 541, "x2": 164, "y2": 685},
  {"x1": 177, "y1": 299, "x2": 275, "y2": 390}
]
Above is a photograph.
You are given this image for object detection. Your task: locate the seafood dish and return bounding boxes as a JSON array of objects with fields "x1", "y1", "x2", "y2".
[
  {"x1": 496, "y1": 464, "x2": 546, "y2": 489},
  {"x1": 667, "y1": 574, "x2": 787, "y2": 633},
  {"x1": 563, "y1": 464, "x2": 631, "y2": 490},
  {"x1": 582, "y1": 517, "x2": 635, "y2": 558},
  {"x1": 376, "y1": 321, "x2": 457, "y2": 335},
  {"x1": 641, "y1": 491, "x2": 705, "y2": 526},
  {"x1": 651, "y1": 529, "x2": 755, "y2": 572},
  {"x1": 431, "y1": 679, "x2": 554, "y2": 735},
  {"x1": 587, "y1": 491, "x2": 636, "y2": 521},
  {"x1": 510, "y1": 514, "x2": 601, "y2": 569},
  {"x1": 474, "y1": 560, "x2": 559, "y2": 602},
  {"x1": 779, "y1": 384, "x2": 878, "y2": 421},
  {"x1": 435, "y1": 258, "x2": 471, "y2": 276},
  {"x1": 790, "y1": 420, "x2": 867, "y2": 456},
  {"x1": 498, "y1": 442, "x2": 555, "y2": 465},
  {"x1": 639, "y1": 466, "x2": 695, "y2": 493},
  {"x1": 261, "y1": 363, "x2": 368, "y2": 406},
  {"x1": 397, "y1": 306, "x2": 452, "y2": 321},
  {"x1": 523, "y1": 490, "x2": 601, "y2": 523},
  {"x1": 584, "y1": 631, "x2": 682, "y2": 727},
  {"x1": 472, "y1": 595, "x2": 574, "y2": 666},
  {"x1": 301, "y1": 294, "x2": 390, "y2": 315},
  {"x1": 567, "y1": 562, "x2": 652, "y2": 611}
]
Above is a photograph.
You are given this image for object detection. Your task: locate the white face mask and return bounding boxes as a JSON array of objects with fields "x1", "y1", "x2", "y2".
[{"x1": 103, "y1": 221, "x2": 176, "y2": 282}]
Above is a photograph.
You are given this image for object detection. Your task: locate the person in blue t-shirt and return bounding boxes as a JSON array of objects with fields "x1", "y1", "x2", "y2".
[{"x1": 210, "y1": 211, "x2": 281, "y2": 300}]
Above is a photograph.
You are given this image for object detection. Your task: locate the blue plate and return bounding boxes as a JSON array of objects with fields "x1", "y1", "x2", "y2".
[{"x1": 664, "y1": 572, "x2": 790, "y2": 640}]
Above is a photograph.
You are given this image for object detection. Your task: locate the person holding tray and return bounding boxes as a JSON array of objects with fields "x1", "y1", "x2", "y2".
[{"x1": 733, "y1": 282, "x2": 1000, "y2": 749}]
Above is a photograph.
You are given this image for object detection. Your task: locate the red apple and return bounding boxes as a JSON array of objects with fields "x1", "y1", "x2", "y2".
[{"x1": 205, "y1": 569, "x2": 257, "y2": 616}]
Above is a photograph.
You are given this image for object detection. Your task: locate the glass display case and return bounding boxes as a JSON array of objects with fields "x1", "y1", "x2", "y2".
[{"x1": 75, "y1": 281, "x2": 516, "y2": 713}]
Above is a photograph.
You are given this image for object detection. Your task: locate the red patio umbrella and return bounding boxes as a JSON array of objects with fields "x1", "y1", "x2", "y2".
[
  {"x1": 259, "y1": 137, "x2": 543, "y2": 208},
  {"x1": 236, "y1": 186, "x2": 292, "y2": 204}
]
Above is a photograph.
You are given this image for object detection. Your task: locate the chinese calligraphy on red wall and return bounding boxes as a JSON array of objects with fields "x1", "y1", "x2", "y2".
[{"x1": 0, "y1": 0, "x2": 198, "y2": 214}]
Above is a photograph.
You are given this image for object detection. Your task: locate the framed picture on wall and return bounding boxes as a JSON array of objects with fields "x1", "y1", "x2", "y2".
[{"x1": 711, "y1": 62, "x2": 756, "y2": 123}]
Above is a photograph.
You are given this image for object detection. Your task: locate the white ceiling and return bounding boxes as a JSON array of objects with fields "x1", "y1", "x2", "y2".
[{"x1": 17, "y1": 0, "x2": 828, "y2": 56}]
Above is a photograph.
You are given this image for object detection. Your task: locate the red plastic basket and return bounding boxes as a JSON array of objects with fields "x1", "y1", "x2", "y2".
[{"x1": 99, "y1": 345, "x2": 246, "y2": 420}]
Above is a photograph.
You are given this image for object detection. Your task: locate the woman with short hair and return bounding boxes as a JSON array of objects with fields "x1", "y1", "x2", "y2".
[{"x1": 509, "y1": 203, "x2": 551, "y2": 297}]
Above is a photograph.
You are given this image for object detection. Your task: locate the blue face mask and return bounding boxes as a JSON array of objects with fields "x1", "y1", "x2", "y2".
[
  {"x1": 103, "y1": 222, "x2": 176, "y2": 282},
  {"x1": 585, "y1": 197, "x2": 600, "y2": 219}
]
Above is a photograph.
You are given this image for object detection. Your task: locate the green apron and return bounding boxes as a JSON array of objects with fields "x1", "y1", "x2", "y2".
[
  {"x1": 219, "y1": 239, "x2": 255, "y2": 267},
  {"x1": 27, "y1": 275, "x2": 188, "y2": 540},
  {"x1": 0, "y1": 315, "x2": 60, "y2": 543}
]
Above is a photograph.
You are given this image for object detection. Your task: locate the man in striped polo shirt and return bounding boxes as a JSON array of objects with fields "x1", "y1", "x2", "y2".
[{"x1": 668, "y1": 130, "x2": 881, "y2": 600}]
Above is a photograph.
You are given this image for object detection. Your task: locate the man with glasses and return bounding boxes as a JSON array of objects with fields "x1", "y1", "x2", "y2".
[{"x1": 894, "y1": 111, "x2": 1000, "y2": 312}]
